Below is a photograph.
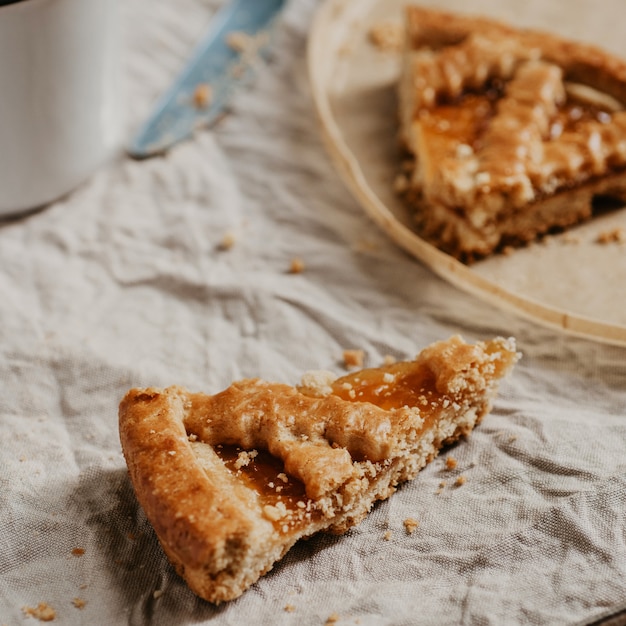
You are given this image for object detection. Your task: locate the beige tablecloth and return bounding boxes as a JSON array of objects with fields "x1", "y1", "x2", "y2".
[{"x1": 1, "y1": 1, "x2": 626, "y2": 624}]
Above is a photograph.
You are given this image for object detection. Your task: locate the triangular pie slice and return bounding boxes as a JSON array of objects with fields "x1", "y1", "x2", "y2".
[
  {"x1": 118, "y1": 335, "x2": 519, "y2": 604},
  {"x1": 397, "y1": 6, "x2": 626, "y2": 261}
]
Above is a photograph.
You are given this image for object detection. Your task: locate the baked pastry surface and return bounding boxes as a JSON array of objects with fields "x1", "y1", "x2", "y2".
[
  {"x1": 398, "y1": 6, "x2": 626, "y2": 261},
  {"x1": 118, "y1": 335, "x2": 519, "y2": 603}
]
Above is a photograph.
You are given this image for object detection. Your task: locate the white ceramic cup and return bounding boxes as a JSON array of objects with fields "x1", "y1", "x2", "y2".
[{"x1": 0, "y1": 0, "x2": 123, "y2": 217}]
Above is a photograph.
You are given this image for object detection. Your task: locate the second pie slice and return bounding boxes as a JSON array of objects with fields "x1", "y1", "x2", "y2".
[
  {"x1": 119, "y1": 335, "x2": 519, "y2": 604},
  {"x1": 397, "y1": 6, "x2": 626, "y2": 261}
]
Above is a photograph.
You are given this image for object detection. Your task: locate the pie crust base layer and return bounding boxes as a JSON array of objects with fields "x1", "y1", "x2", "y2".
[
  {"x1": 398, "y1": 6, "x2": 626, "y2": 261},
  {"x1": 118, "y1": 335, "x2": 519, "y2": 603}
]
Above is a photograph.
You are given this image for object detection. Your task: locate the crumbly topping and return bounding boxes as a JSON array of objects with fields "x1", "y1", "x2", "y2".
[
  {"x1": 382, "y1": 372, "x2": 396, "y2": 384},
  {"x1": 298, "y1": 370, "x2": 337, "y2": 397},
  {"x1": 234, "y1": 449, "x2": 258, "y2": 469},
  {"x1": 263, "y1": 502, "x2": 288, "y2": 522},
  {"x1": 445, "y1": 456, "x2": 458, "y2": 470}
]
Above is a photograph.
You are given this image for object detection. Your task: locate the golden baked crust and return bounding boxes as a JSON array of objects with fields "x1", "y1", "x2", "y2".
[
  {"x1": 119, "y1": 335, "x2": 519, "y2": 604},
  {"x1": 398, "y1": 6, "x2": 626, "y2": 261}
]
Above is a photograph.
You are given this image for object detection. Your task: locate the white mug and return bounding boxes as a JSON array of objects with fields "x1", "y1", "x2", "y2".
[{"x1": 0, "y1": 0, "x2": 123, "y2": 217}]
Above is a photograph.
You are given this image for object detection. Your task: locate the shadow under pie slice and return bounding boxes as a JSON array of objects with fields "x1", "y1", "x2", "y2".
[
  {"x1": 118, "y1": 335, "x2": 519, "y2": 604},
  {"x1": 397, "y1": 6, "x2": 626, "y2": 262}
]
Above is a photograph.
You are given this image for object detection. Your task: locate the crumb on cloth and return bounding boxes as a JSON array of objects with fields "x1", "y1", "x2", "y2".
[
  {"x1": 343, "y1": 349, "x2": 364, "y2": 369},
  {"x1": 218, "y1": 231, "x2": 236, "y2": 251},
  {"x1": 596, "y1": 227, "x2": 626, "y2": 244},
  {"x1": 404, "y1": 518, "x2": 419, "y2": 534},
  {"x1": 22, "y1": 603, "x2": 56, "y2": 621},
  {"x1": 368, "y1": 21, "x2": 404, "y2": 52},
  {"x1": 288, "y1": 257, "x2": 305, "y2": 274},
  {"x1": 445, "y1": 456, "x2": 457, "y2": 470}
]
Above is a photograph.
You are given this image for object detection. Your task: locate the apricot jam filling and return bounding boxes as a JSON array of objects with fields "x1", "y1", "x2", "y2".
[
  {"x1": 214, "y1": 444, "x2": 319, "y2": 532},
  {"x1": 208, "y1": 362, "x2": 444, "y2": 529},
  {"x1": 420, "y1": 90, "x2": 614, "y2": 152},
  {"x1": 330, "y1": 361, "x2": 438, "y2": 412}
]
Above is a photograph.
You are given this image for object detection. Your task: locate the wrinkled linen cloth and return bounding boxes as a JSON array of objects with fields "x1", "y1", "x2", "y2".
[{"x1": 2, "y1": 1, "x2": 626, "y2": 625}]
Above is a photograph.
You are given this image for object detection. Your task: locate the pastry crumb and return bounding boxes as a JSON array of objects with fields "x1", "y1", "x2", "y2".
[
  {"x1": 382, "y1": 372, "x2": 396, "y2": 383},
  {"x1": 192, "y1": 83, "x2": 212, "y2": 108},
  {"x1": 596, "y1": 227, "x2": 626, "y2": 244},
  {"x1": 71, "y1": 598, "x2": 86, "y2": 610},
  {"x1": 325, "y1": 612, "x2": 341, "y2": 625},
  {"x1": 153, "y1": 589, "x2": 163, "y2": 599},
  {"x1": 219, "y1": 231, "x2": 236, "y2": 251},
  {"x1": 263, "y1": 502, "x2": 287, "y2": 521},
  {"x1": 403, "y1": 518, "x2": 419, "y2": 534},
  {"x1": 445, "y1": 456, "x2": 458, "y2": 470},
  {"x1": 455, "y1": 475, "x2": 467, "y2": 487},
  {"x1": 383, "y1": 530, "x2": 393, "y2": 541},
  {"x1": 226, "y1": 31, "x2": 254, "y2": 53},
  {"x1": 284, "y1": 604, "x2": 296, "y2": 613},
  {"x1": 289, "y1": 257, "x2": 305, "y2": 274},
  {"x1": 343, "y1": 349, "x2": 365, "y2": 369},
  {"x1": 234, "y1": 450, "x2": 255, "y2": 469},
  {"x1": 71, "y1": 547, "x2": 85, "y2": 557},
  {"x1": 22, "y1": 603, "x2": 56, "y2": 621},
  {"x1": 298, "y1": 370, "x2": 337, "y2": 398},
  {"x1": 368, "y1": 21, "x2": 404, "y2": 52}
]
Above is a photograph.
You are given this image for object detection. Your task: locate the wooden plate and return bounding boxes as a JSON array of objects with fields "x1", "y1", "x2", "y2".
[{"x1": 308, "y1": 0, "x2": 626, "y2": 346}]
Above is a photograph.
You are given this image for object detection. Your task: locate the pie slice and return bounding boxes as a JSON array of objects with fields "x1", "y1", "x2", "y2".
[
  {"x1": 397, "y1": 6, "x2": 626, "y2": 261},
  {"x1": 118, "y1": 335, "x2": 519, "y2": 604}
]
